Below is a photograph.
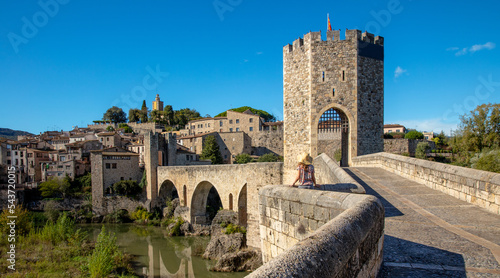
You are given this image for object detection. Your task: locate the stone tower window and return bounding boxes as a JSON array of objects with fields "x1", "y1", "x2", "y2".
[
  {"x1": 342, "y1": 70, "x2": 345, "y2": 81},
  {"x1": 322, "y1": 71, "x2": 325, "y2": 82},
  {"x1": 332, "y1": 88, "x2": 335, "y2": 97}
]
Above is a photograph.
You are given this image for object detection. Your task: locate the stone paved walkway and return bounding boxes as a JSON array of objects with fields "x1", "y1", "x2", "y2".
[{"x1": 347, "y1": 167, "x2": 500, "y2": 278}]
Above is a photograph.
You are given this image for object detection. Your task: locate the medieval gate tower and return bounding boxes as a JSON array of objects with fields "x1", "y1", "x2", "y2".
[{"x1": 283, "y1": 29, "x2": 384, "y2": 183}]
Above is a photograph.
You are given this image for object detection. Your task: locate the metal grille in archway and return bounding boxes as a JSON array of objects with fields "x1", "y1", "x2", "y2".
[{"x1": 318, "y1": 108, "x2": 348, "y2": 132}]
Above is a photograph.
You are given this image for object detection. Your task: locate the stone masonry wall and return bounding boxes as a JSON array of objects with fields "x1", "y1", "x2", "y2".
[
  {"x1": 156, "y1": 162, "x2": 283, "y2": 248},
  {"x1": 283, "y1": 29, "x2": 384, "y2": 184},
  {"x1": 249, "y1": 186, "x2": 384, "y2": 278},
  {"x1": 384, "y1": 139, "x2": 436, "y2": 156},
  {"x1": 251, "y1": 128, "x2": 283, "y2": 156},
  {"x1": 352, "y1": 152, "x2": 500, "y2": 215}
]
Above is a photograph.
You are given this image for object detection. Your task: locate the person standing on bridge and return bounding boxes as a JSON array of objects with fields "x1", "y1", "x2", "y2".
[{"x1": 291, "y1": 153, "x2": 319, "y2": 189}]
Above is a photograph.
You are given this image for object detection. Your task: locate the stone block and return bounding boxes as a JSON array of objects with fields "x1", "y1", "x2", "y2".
[
  {"x1": 314, "y1": 207, "x2": 329, "y2": 222},
  {"x1": 279, "y1": 210, "x2": 285, "y2": 222},
  {"x1": 270, "y1": 208, "x2": 279, "y2": 220},
  {"x1": 308, "y1": 218, "x2": 318, "y2": 231},
  {"x1": 271, "y1": 244, "x2": 278, "y2": 258},
  {"x1": 290, "y1": 202, "x2": 302, "y2": 216},
  {"x1": 303, "y1": 204, "x2": 315, "y2": 218}
]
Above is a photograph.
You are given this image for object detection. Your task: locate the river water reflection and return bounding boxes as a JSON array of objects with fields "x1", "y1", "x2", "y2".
[{"x1": 79, "y1": 224, "x2": 249, "y2": 278}]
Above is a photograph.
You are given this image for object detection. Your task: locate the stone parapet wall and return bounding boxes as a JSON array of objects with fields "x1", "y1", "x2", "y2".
[
  {"x1": 352, "y1": 152, "x2": 500, "y2": 215},
  {"x1": 313, "y1": 153, "x2": 365, "y2": 193},
  {"x1": 250, "y1": 186, "x2": 384, "y2": 278},
  {"x1": 384, "y1": 139, "x2": 436, "y2": 156}
]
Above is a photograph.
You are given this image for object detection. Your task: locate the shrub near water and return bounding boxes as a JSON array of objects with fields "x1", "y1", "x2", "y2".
[{"x1": 87, "y1": 227, "x2": 119, "y2": 278}]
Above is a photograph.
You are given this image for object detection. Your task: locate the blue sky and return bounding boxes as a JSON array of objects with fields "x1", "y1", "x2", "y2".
[{"x1": 1, "y1": 0, "x2": 499, "y2": 135}]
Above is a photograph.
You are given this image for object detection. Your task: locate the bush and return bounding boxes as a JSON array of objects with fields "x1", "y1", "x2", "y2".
[
  {"x1": 415, "y1": 142, "x2": 430, "y2": 159},
  {"x1": 118, "y1": 123, "x2": 133, "y2": 133},
  {"x1": 334, "y1": 149, "x2": 342, "y2": 162},
  {"x1": 257, "y1": 153, "x2": 281, "y2": 162},
  {"x1": 88, "y1": 227, "x2": 119, "y2": 278},
  {"x1": 383, "y1": 133, "x2": 393, "y2": 139},
  {"x1": 471, "y1": 149, "x2": 500, "y2": 173},
  {"x1": 164, "y1": 217, "x2": 185, "y2": 236},
  {"x1": 390, "y1": 132, "x2": 405, "y2": 139},
  {"x1": 130, "y1": 206, "x2": 152, "y2": 223},
  {"x1": 44, "y1": 200, "x2": 60, "y2": 223},
  {"x1": 112, "y1": 180, "x2": 141, "y2": 197},
  {"x1": 39, "y1": 213, "x2": 75, "y2": 244},
  {"x1": 224, "y1": 223, "x2": 246, "y2": 235},
  {"x1": 38, "y1": 178, "x2": 63, "y2": 198},
  {"x1": 0, "y1": 205, "x2": 31, "y2": 236},
  {"x1": 405, "y1": 130, "x2": 424, "y2": 140},
  {"x1": 235, "y1": 153, "x2": 253, "y2": 164}
]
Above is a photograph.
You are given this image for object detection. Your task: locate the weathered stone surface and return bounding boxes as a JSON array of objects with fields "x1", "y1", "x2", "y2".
[
  {"x1": 352, "y1": 152, "x2": 500, "y2": 215},
  {"x1": 384, "y1": 138, "x2": 436, "y2": 156},
  {"x1": 313, "y1": 153, "x2": 365, "y2": 193},
  {"x1": 251, "y1": 185, "x2": 385, "y2": 278},
  {"x1": 202, "y1": 233, "x2": 246, "y2": 260},
  {"x1": 162, "y1": 198, "x2": 179, "y2": 218},
  {"x1": 156, "y1": 162, "x2": 283, "y2": 248},
  {"x1": 283, "y1": 29, "x2": 384, "y2": 183},
  {"x1": 210, "y1": 209, "x2": 239, "y2": 236},
  {"x1": 211, "y1": 249, "x2": 263, "y2": 272}
]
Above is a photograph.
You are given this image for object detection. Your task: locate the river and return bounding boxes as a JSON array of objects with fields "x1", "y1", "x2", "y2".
[{"x1": 79, "y1": 224, "x2": 249, "y2": 278}]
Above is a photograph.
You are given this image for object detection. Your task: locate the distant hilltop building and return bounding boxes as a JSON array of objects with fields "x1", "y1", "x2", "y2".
[
  {"x1": 177, "y1": 109, "x2": 283, "y2": 163},
  {"x1": 152, "y1": 94, "x2": 164, "y2": 111},
  {"x1": 384, "y1": 124, "x2": 406, "y2": 134}
]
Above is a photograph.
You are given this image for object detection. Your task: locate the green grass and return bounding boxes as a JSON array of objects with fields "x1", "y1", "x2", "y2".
[{"x1": 0, "y1": 213, "x2": 137, "y2": 277}]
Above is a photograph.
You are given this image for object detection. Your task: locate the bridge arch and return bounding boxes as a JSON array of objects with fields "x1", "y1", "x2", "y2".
[
  {"x1": 158, "y1": 180, "x2": 179, "y2": 208},
  {"x1": 190, "y1": 181, "x2": 223, "y2": 225},
  {"x1": 314, "y1": 104, "x2": 354, "y2": 167},
  {"x1": 238, "y1": 184, "x2": 248, "y2": 227}
]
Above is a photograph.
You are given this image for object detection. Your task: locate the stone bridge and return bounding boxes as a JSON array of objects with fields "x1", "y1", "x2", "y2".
[
  {"x1": 150, "y1": 151, "x2": 500, "y2": 277},
  {"x1": 155, "y1": 162, "x2": 283, "y2": 248}
]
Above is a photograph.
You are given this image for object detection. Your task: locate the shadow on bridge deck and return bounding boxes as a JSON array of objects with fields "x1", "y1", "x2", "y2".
[{"x1": 345, "y1": 167, "x2": 500, "y2": 278}]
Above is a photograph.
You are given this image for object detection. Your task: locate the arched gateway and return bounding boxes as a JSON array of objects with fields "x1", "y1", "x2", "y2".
[{"x1": 283, "y1": 29, "x2": 384, "y2": 182}]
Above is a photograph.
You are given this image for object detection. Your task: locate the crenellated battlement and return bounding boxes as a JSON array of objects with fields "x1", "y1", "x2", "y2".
[{"x1": 284, "y1": 29, "x2": 384, "y2": 53}]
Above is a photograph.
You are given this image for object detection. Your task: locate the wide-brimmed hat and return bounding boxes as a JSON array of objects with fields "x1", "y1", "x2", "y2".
[{"x1": 297, "y1": 153, "x2": 313, "y2": 165}]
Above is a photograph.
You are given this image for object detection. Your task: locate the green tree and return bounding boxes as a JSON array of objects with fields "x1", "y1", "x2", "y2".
[
  {"x1": 140, "y1": 100, "x2": 149, "y2": 123},
  {"x1": 128, "y1": 108, "x2": 141, "y2": 122},
  {"x1": 470, "y1": 148, "x2": 500, "y2": 173},
  {"x1": 257, "y1": 153, "x2": 281, "y2": 162},
  {"x1": 39, "y1": 178, "x2": 63, "y2": 198},
  {"x1": 112, "y1": 180, "x2": 142, "y2": 197},
  {"x1": 106, "y1": 126, "x2": 115, "y2": 132},
  {"x1": 102, "y1": 106, "x2": 127, "y2": 123},
  {"x1": 75, "y1": 172, "x2": 92, "y2": 192},
  {"x1": 149, "y1": 110, "x2": 161, "y2": 123},
  {"x1": 173, "y1": 108, "x2": 201, "y2": 126},
  {"x1": 415, "y1": 142, "x2": 430, "y2": 159},
  {"x1": 118, "y1": 123, "x2": 133, "y2": 133},
  {"x1": 235, "y1": 153, "x2": 252, "y2": 164},
  {"x1": 200, "y1": 135, "x2": 223, "y2": 164},
  {"x1": 405, "y1": 130, "x2": 424, "y2": 140},
  {"x1": 164, "y1": 105, "x2": 174, "y2": 125},
  {"x1": 454, "y1": 103, "x2": 500, "y2": 153},
  {"x1": 215, "y1": 106, "x2": 276, "y2": 122}
]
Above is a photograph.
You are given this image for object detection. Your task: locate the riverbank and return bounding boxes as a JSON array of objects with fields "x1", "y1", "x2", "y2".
[{"x1": 0, "y1": 207, "x2": 137, "y2": 277}]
